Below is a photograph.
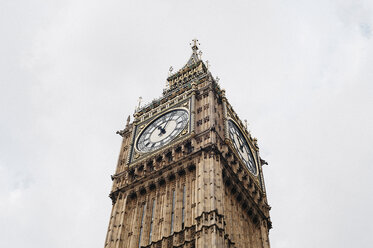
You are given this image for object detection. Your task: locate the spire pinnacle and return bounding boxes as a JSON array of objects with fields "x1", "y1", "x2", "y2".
[
  {"x1": 181, "y1": 39, "x2": 201, "y2": 69},
  {"x1": 126, "y1": 115, "x2": 130, "y2": 128}
]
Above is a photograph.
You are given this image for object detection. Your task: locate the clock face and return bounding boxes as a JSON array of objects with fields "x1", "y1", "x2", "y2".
[
  {"x1": 228, "y1": 120, "x2": 257, "y2": 175},
  {"x1": 136, "y1": 109, "x2": 189, "y2": 153}
]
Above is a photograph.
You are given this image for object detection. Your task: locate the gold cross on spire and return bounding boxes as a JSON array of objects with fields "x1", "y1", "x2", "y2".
[
  {"x1": 190, "y1": 38, "x2": 200, "y2": 51},
  {"x1": 192, "y1": 38, "x2": 198, "y2": 46}
]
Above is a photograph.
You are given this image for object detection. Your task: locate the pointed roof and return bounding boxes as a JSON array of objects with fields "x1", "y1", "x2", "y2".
[
  {"x1": 183, "y1": 39, "x2": 201, "y2": 69},
  {"x1": 184, "y1": 51, "x2": 200, "y2": 68},
  {"x1": 165, "y1": 39, "x2": 211, "y2": 93},
  {"x1": 167, "y1": 39, "x2": 203, "y2": 82}
]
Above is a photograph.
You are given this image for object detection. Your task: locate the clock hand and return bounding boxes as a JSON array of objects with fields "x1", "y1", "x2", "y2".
[
  {"x1": 162, "y1": 113, "x2": 175, "y2": 131},
  {"x1": 236, "y1": 134, "x2": 244, "y2": 152},
  {"x1": 158, "y1": 114, "x2": 173, "y2": 136},
  {"x1": 157, "y1": 126, "x2": 166, "y2": 136}
]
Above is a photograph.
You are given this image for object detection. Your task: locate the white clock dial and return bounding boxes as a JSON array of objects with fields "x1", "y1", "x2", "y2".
[
  {"x1": 136, "y1": 109, "x2": 189, "y2": 153},
  {"x1": 228, "y1": 120, "x2": 257, "y2": 175}
]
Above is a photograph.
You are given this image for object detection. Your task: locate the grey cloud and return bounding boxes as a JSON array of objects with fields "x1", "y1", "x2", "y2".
[{"x1": 1, "y1": 0, "x2": 372, "y2": 247}]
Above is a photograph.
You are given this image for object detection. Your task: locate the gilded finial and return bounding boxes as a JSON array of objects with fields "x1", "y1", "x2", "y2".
[
  {"x1": 168, "y1": 66, "x2": 173, "y2": 76},
  {"x1": 126, "y1": 115, "x2": 130, "y2": 128},
  {"x1": 137, "y1": 96, "x2": 142, "y2": 110}
]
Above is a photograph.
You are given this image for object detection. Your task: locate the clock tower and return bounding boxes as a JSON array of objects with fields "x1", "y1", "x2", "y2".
[{"x1": 104, "y1": 41, "x2": 272, "y2": 248}]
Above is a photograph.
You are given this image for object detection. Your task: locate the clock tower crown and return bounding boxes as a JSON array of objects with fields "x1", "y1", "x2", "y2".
[
  {"x1": 166, "y1": 39, "x2": 206, "y2": 90},
  {"x1": 105, "y1": 40, "x2": 271, "y2": 248}
]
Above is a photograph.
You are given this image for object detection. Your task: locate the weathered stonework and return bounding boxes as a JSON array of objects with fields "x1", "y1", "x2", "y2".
[{"x1": 104, "y1": 42, "x2": 271, "y2": 248}]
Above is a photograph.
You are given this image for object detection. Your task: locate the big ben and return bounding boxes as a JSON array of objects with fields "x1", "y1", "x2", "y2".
[{"x1": 104, "y1": 40, "x2": 272, "y2": 248}]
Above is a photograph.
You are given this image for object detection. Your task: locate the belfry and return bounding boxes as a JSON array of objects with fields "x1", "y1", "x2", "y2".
[{"x1": 104, "y1": 41, "x2": 272, "y2": 248}]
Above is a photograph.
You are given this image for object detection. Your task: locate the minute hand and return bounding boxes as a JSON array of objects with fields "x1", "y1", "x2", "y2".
[
  {"x1": 236, "y1": 135, "x2": 245, "y2": 152},
  {"x1": 162, "y1": 113, "x2": 175, "y2": 130}
]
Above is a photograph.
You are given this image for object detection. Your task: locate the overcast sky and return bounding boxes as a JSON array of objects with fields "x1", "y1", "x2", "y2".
[{"x1": 1, "y1": 0, "x2": 372, "y2": 247}]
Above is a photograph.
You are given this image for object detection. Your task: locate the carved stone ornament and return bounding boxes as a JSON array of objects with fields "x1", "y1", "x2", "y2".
[{"x1": 134, "y1": 152, "x2": 140, "y2": 159}]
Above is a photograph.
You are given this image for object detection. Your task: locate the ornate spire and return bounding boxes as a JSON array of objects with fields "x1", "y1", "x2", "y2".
[
  {"x1": 166, "y1": 39, "x2": 207, "y2": 89},
  {"x1": 184, "y1": 39, "x2": 201, "y2": 68}
]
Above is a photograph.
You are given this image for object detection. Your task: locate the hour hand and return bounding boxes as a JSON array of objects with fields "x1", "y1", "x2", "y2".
[
  {"x1": 157, "y1": 126, "x2": 166, "y2": 135},
  {"x1": 239, "y1": 140, "x2": 244, "y2": 152}
]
